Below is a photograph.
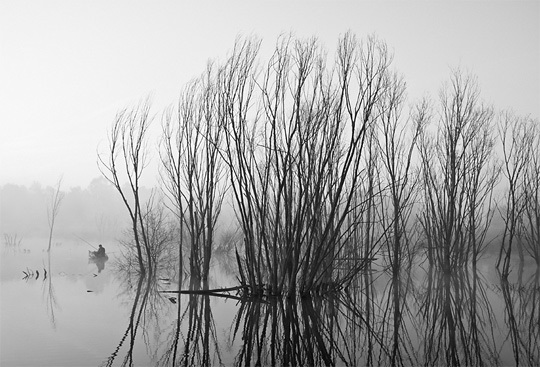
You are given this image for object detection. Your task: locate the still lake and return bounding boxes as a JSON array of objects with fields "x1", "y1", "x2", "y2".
[{"x1": 1, "y1": 238, "x2": 538, "y2": 366}]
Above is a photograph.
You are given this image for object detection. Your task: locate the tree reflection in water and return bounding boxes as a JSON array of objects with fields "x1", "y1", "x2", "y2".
[
  {"x1": 233, "y1": 294, "x2": 337, "y2": 365},
  {"x1": 230, "y1": 271, "x2": 417, "y2": 366},
  {"x1": 228, "y1": 261, "x2": 539, "y2": 366},
  {"x1": 415, "y1": 266, "x2": 499, "y2": 367},
  {"x1": 98, "y1": 252, "x2": 539, "y2": 366},
  {"x1": 101, "y1": 275, "x2": 151, "y2": 367},
  {"x1": 42, "y1": 251, "x2": 59, "y2": 329},
  {"x1": 230, "y1": 282, "x2": 410, "y2": 367},
  {"x1": 500, "y1": 268, "x2": 540, "y2": 366},
  {"x1": 101, "y1": 260, "x2": 172, "y2": 367},
  {"x1": 158, "y1": 279, "x2": 224, "y2": 366}
]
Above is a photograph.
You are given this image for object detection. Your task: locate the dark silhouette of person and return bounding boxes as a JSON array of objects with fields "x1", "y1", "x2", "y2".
[
  {"x1": 97, "y1": 244, "x2": 106, "y2": 257},
  {"x1": 91, "y1": 245, "x2": 107, "y2": 273}
]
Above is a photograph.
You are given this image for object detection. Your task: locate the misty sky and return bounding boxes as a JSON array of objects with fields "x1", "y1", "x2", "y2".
[{"x1": 1, "y1": 1, "x2": 538, "y2": 189}]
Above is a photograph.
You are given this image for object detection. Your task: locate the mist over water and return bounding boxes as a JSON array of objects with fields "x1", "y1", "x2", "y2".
[{"x1": 1, "y1": 178, "x2": 135, "y2": 241}]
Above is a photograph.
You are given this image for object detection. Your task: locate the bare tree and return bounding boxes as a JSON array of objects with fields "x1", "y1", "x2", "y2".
[
  {"x1": 160, "y1": 64, "x2": 227, "y2": 284},
  {"x1": 47, "y1": 177, "x2": 64, "y2": 251},
  {"x1": 418, "y1": 71, "x2": 497, "y2": 271},
  {"x1": 521, "y1": 118, "x2": 540, "y2": 265},
  {"x1": 98, "y1": 99, "x2": 153, "y2": 275},
  {"x1": 496, "y1": 112, "x2": 536, "y2": 277}
]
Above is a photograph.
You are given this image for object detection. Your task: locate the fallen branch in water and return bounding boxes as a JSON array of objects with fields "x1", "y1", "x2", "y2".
[
  {"x1": 159, "y1": 285, "x2": 247, "y2": 295},
  {"x1": 159, "y1": 286, "x2": 273, "y2": 303}
]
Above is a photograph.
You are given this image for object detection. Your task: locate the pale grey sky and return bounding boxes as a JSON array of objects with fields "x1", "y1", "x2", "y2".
[{"x1": 1, "y1": 1, "x2": 539, "y2": 188}]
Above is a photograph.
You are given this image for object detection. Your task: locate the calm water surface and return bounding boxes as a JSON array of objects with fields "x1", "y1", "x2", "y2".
[
  {"x1": 1, "y1": 239, "x2": 538, "y2": 366},
  {"x1": 1, "y1": 239, "x2": 239, "y2": 366}
]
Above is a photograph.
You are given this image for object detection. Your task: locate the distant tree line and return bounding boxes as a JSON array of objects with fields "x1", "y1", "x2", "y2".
[{"x1": 0, "y1": 177, "x2": 143, "y2": 241}]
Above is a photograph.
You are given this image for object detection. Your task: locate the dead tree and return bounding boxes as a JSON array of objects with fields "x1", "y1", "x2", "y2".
[
  {"x1": 521, "y1": 118, "x2": 540, "y2": 265},
  {"x1": 47, "y1": 177, "x2": 64, "y2": 252},
  {"x1": 98, "y1": 99, "x2": 154, "y2": 275},
  {"x1": 496, "y1": 112, "x2": 536, "y2": 277},
  {"x1": 160, "y1": 64, "x2": 227, "y2": 283},
  {"x1": 418, "y1": 71, "x2": 498, "y2": 272}
]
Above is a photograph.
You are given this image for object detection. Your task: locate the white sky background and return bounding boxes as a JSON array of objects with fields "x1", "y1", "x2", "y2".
[{"x1": 1, "y1": 1, "x2": 538, "y2": 189}]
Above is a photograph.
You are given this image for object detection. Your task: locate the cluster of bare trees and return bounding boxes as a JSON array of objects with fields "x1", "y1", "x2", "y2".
[
  {"x1": 98, "y1": 32, "x2": 539, "y2": 294},
  {"x1": 496, "y1": 112, "x2": 540, "y2": 277},
  {"x1": 95, "y1": 31, "x2": 540, "y2": 367},
  {"x1": 218, "y1": 34, "x2": 401, "y2": 296},
  {"x1": 416, "y1": 72, "x2": 540, "y2": 279}
]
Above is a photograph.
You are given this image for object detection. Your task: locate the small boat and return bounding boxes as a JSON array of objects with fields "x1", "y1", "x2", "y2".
[{"x1": 88, "y1": 250, "x2": 108, "y2": 261}]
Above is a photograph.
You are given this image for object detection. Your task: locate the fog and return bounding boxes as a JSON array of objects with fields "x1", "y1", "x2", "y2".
[
  {"x1": 0, "y1": 176, "x2": 238, "y2": 248},
  {"x1": 0, "y1": 177, "x2": 130, "y2": 241}
]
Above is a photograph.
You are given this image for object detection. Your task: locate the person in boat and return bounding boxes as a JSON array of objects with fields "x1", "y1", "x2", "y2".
[{"x1": 89, "y1": 245, "x2": 107, "y2": 273}]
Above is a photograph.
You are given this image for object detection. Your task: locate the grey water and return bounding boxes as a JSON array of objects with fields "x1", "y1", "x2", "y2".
[{"x1": 1, "y1": 238, "x2": 538, "y2": 366}]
